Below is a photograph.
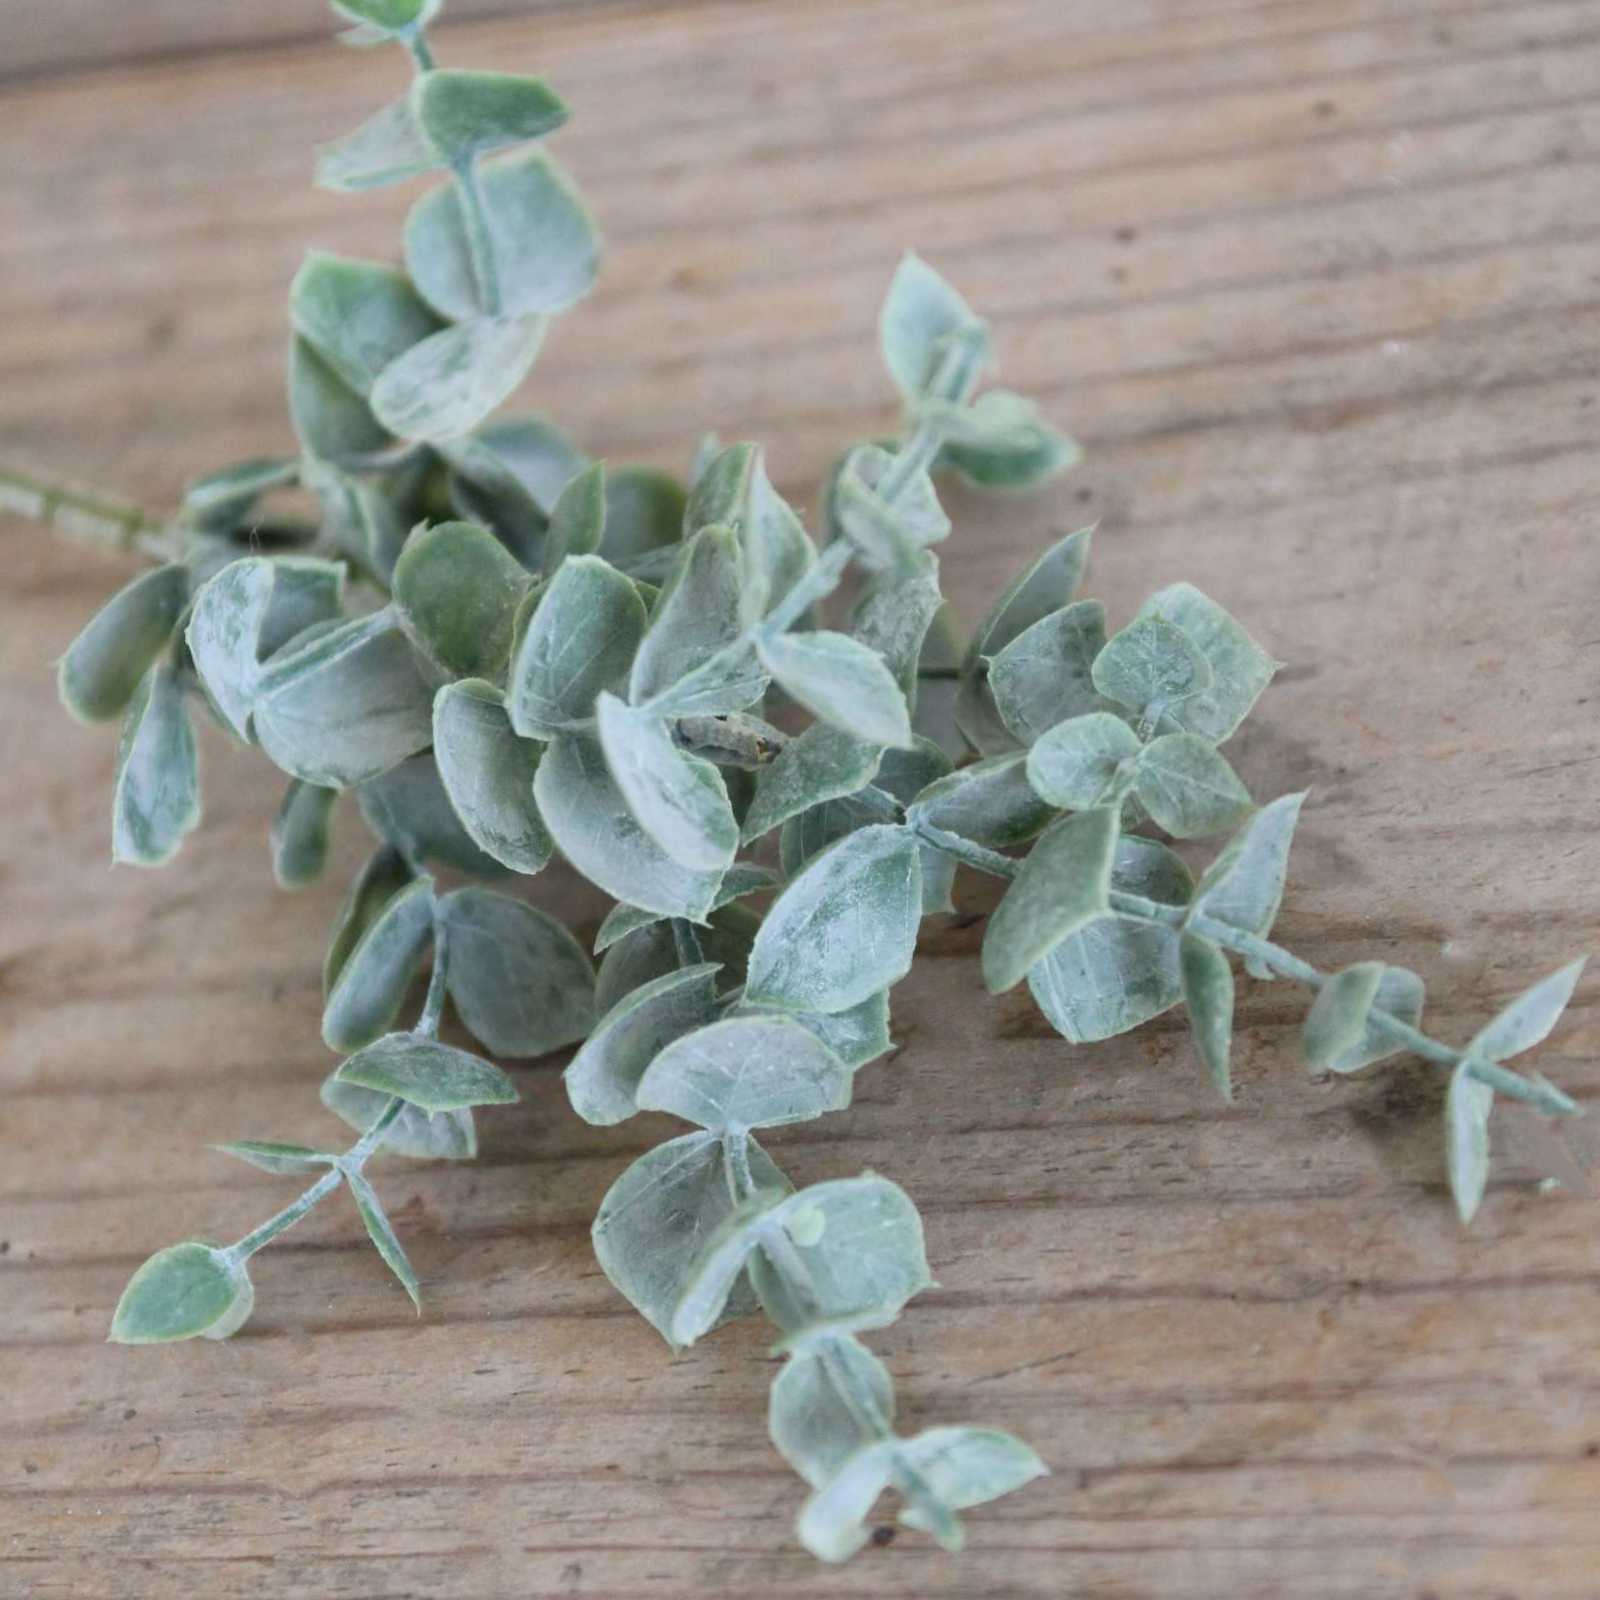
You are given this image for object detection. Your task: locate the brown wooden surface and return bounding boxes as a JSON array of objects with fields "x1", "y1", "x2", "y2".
[{"x1": 5, "y1": 2, "x2": 1600, "y2": 1595}]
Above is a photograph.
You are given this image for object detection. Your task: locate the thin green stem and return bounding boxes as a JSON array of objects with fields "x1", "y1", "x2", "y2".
[
  {"x1": 672, "y1": 917, "x2": 706, "y2": 967},
  {"x1": 347, "y1": 1095, "x2": 408, "y2": 1169},
  {"x1": 229, "y1": 1166, "x2": 343, "y2": 1260},
  {"x1": 416, "y1": 916, "x2": 450, "y2": 1039},
  {"x1": 912, "y1": 818, "x2": 1579, "y2": 1117},
  {"x1": 1, "y1": 463, "x2": 181, "y2": 562},
  {"x1": 404, "y1": 30, "x2": 437, "y2": 72}
]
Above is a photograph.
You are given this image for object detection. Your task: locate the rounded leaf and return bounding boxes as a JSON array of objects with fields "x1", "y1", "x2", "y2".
[
  {"x1": 110, "y1": 1242, "x2": 252, "y2": 1345},
  {"x1": 60, "y1": 564, "x2": 189, "y2": 724}
]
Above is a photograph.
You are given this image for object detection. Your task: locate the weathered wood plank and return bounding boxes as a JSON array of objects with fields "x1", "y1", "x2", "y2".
[{"x1": 2, "y1": 0, "x2": 1598, "y2": 1595}]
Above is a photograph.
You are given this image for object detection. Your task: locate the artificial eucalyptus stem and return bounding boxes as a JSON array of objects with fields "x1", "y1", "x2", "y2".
[
  {"x1": 0, "y1": 463, "x2": 178, "y2": 559},
  {"x1": 230, "y1": 1165, "x2": 344, "y2": 1261}
]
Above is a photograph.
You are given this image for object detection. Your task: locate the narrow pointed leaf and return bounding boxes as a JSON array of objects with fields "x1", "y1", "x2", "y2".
[
  {"x1": 344, "y1": 1167, "x2": 421, "y2": 1310},
  {"x1": 963, "y1": 527, "x2": 1092, "y2": 673},
  {"x1": 895, "y1": 1427, "x2": 1048, "y2": 1524},
  {"x1": 629, "y1": 526, "x2": 749, "y2": 709},
  {"x1": 982, "y1": 806, "x2": 1118, "y2": 994},
  {"x1": 1189, "y1": 793, "x2": 1306, "y2": 939},
  {"x1": 1179, "y1": 933, "x2": 1235, "y2": 1101},
  {"x1": 214, "y1": 1142, "x2": 338, "y2": 1177},
  {"x1": 325, "y1": 846, "x2": 416, "y2": 996},
  {"x1": 1446, "y1": 1062, "x2": 1494, "y2": 1224},
  {"x1": 880, "y1": 253, "x2": 987, "y2": 399},
  {"x1": 316, "y1": 97, "x2": 440, "y2": 192},
  {"x1": 1319, "y1": 965, "x2": 1426, "y2": 1074},
  {"x1": 937, "y1": 388, "x2": 1080, "y2": 489},
  {"x1": 1469, "y1": 960, "x2": 1587, "y2": 1062}
]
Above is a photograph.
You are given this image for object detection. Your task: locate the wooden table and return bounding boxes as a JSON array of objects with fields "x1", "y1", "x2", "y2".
[{"x1": 4, "y1": 2, "x2": 1599, "y2": 1594}]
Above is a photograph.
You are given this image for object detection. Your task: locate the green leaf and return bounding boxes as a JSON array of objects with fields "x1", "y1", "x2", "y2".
[
  {"x1": 320, "y1": 1074, "x2": 477, "y2": 1161},
  {"x1": 289, "y1": 252, "x2": 442, "y2": 397},
  {"x1": 936, "y1": 389, "x2": 1080, "y2": 490},
  {"x1": 316, "y1": 97, "x2": 440, "y2": 192},
  {"x1": 1135, "y1": 584, "x2": 1277, "y2": 744},
  {"x1": 329, "y1": 0, "x2": 435, "y2": 30},
  {"x1": 432, "y1": 679, "x2": 551, "y2": 875},
  {"x1": 831, "y1": 443, "x2": 950, "y2": 575},
  {"x1": 323, "y1": 877, "x2": 435, "y2": 1053},
  {"x1": 1028, "y1": 835, "x2": 1194, "y2": 1042},
  {"x1": 325, "y1": 846, "x2": 416, "y2": 996},
  {"x1": 683, "y1": 442, "x2": 757, "y2": 533},
  {"x1": 986, "y1": 600, "x2": 1107, "y2": 746},
  {"x1": 439, "y1": 886, "x2": 595, "y2": 1058},
  {"x1": 982, "y1": 807, "x2": 1118, "y2": 994},
  {"x1": 913, "y1": 751, "x2": 1056, "y2": 850},
  {"x1": 746, "y1": 825, "x2": 923, "y2": 1013},
  {"x1": 1469, "y1": 960, "x2": 1587, "y2": 1061},
  {"x1": 1446, "y1": 1061, "x2": 1494, "y2": 1224},
  {"x1": 109, "y1": 1242, "x2": 253, "y2": 1345},
  {"x1": 213, "y1": 1141, "x2": 337, "y2": 1177},
  {"x1": 442, "y1": 413, "x2": 585, "y2": 558},
  {"x1": 757, "y1": 630, "x2": 913, "y2": 749},
  {"x1": 636, "y1": 1016, "x2": 853, "y2": 1131},
  {"x1": 356, "y1": 752, "x2": 506, "y2": 876},
  {"x1": 508, "y1": 554, "x2": 645, "y2": 736},
  {"x1": 600, "y1": 466, "x2": 686, "y2": 565},
  {"x1": 736, "y1": 990, "x2": 893, "y2": 1073},
  {"x1": 743, "y1": 724, "x2": 883, "y2": 844},
  {"x1": 894, "y1": 1426, "x2": 1048, "y2": 1532},
  {"x1": 964, "y1": 528, "x2": 1092, "y2": 672},
  {"x1": 850, "y1": 555, "x2": 944, "y2": 708},
  {"x1": 255, "y1": 613, "x2": 434, "y2": 789},
  {"x1": 1302, "y1": 962, "x2": 1386, "y2": 1070},
  {"x1": 594, "y1": 919, "x2": 682, "y2": 1017},
  {"x1": 336, "y1": 1031, "x2": 517, "y2": 1113},
  {"x1": 1091, "y1": 614, "x2": 1213, "y2": 721},
  {"x1": 543, "y1": 460, "x2": 605, "y2": 572},
  {"x1": 405, "y1": 148, "x2": 598, "y2": 320},
  {"x1": 591, "y1": 1129, "x2": 789, "y2": 1343},
  {"x1": 565, "y1": 963, "x2": 722, "y2": 1125},
  {"x1": 797, "y1": 1441, "x2": 897, "y2": 1564},
  {"x1": 60, "y1": 563, "x2": 189, "y2": 724},
  {"x1": 183, "y1": 456, "x2": 298, "y2": 528},
  {"x1": 535, "y1": 733, "x2": 725, "y2": 919},
  {"x1": 1134, "y1": 733, "x2": 1254, "y2": 840},
  {"x1": 771, "y1": 1336, "x2": 896, "y2": 1489},
  {"x1": 744, "y1": 455, "x2": 816, "y2": 617},
  {"x1": 595, "y1": 695, "x2": 738, "y2": 872},
  {"x1": 1024, "y1": 711, "x2": 1140, "y2": 810},
  {"x1": 1179, "y1": 933, "x2": 1235, "y2": 1101},
  {"x1": 112, "y1": 665, "x2": 200, "y2": 868},
  {"x1": 629, "y1": 526, "x2": 755, "y2": 713},
  {"x1": 1188, "y1": 792, "x2": 1306, "y2": 940},
  {"x1": 1314, "y1": 965, "x2": 1425, "y2": 1074},
  {"x1": 344, "y1": 1166, "x2": 421, "y2": 1310},
  {"x1": 879, "y1": 253, "x2": 987, "y2": 400},
  {"x1": 410, "y1": 70, "x2": 568, "y2": 164},
  {"x1": 744, "y1": 1173, "x2": 932, "y2": 1343},
  {"x1": 392, "y1": 520, "x2": 532, "y2": 678},
  {"x1": 371, "y1": 315, "x2": 547, "y2": 443},
  {"x1": 270, "y1": 779, "x2": 338, "y2": 889},
  {"x1": 288, "y1": 335, "x2": 391, "y2": 461}
]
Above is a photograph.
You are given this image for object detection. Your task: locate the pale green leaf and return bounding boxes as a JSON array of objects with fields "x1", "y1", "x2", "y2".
[
  {"x1": 565, "y1": 963, "x2": 722, "y2": 1126},
  {"x1": 1024, "y1": 711, "x2": 1141, "y2": 810},
  {"x1": 392, "y1": 520, "x2": 531, "y2": 678},
  {"x1": 270, "y1": 778, "x2": 338, "y2": 889},
  {"x1": 746, "y1": 825, "x2": 923, "y2": 1013},
  {"x1": 288, "y1": 335, "x2": 391, "y2": 461},
  {"x1": 1028, "y1": 836, "x2": 1194, "y2": 1043},
  {"x1": 879, "y1": 253, "x2": 987, "y2": 399},
  {"x1": 213, "y1": 1141, "x2": 337, "y2": 1177},
  {"x1": 316, "y1": 96, "x2": 440, "y2": 192},
  {"x1": 60, "y1": 563, "x2": 188, "y2": 724},
  {"x1": 831, "y1": 443, "x2": 950, "y2": 573},
  {"x1": 439, "y1": 886, "x2": 595, "y2": 1058},
  {"x1": 323, "y1": 877, "x2": 435, "y2": 1053},
  {"x1": 1302, "y1": 962, "x2": 1386, "y2": 1069},
  {"x1": 985, "y1": 599, "x2": 1107, "y2": 745},
  {"x1": 356, "y1": 752, "x2": 506, "y2": 876},
  {"x1": 289, "y1": 252, "x2": 442, "y2": 397},
  {"x1": 591, "y1": 862, "x2": 778, "y2": 953},
  {"x1": 963, "y1": 527, "x2": 1093, "y2": 671},
  {"x1": 404, "y1": 148, "x2": 598, "y2": 320},
  {"x1": 1469, "y1": 960, "x2": 1587, "y2": 1062},
  {"x1": 344, "y1": 1166, "x2": 421, "y2": 1310},
  {"x1": 770, "y1": 1336, "x2": 896, "y2": 1489},
  {"x1": 982, "y1": 807, "x2": 1118, "y2": 994},
  {"x1": 797, "y1": 1441, "x2": 897, "y2": 1564},
  {"x1": 682, "y1": 442, "x2": 756, "y2": 534},
  {"x1": 1179, "y1": 933, "x2": 1235, "y2": 1101},
  {"x1": 1134, "y1": 733, "x2": 1254, "y2": 840},
  {"x1": 1135, "y1": 583, "x2": 1277, "y2": 744},
  {"x1": 336, "y1": 1030, "x2": 517, "y2": 1112},
  {"x1": 913, "y1": 751, "x2": 1056, "y2": 849},
  {"x1": 1446, "y1": 1061, "x2": 1494, "y2": 1224},
  {"x1": 254, "y1": 613, "x2": 434, "y2": 789},
  {"x1": 744, "y1": 455, "x2": 816, "y2": 617},
  {"x1": 411, "y1": 69, "x2": 567, "y2": 164},
  {"x1": 1091, "y1": 614, "x2": 1213, "y2": 720},
  {"x1": 370, "y1": 315, "x2": 547, "y2": 443},
  {"x1": 330, "y1": 0, "x2": 435, "y2": 29},
  {"x1": 432, "y1": 679, "x2": 551, "y2": 875},
  {"x1": 595, "y1": 694, "x2": 739, "y2": 872},
  {"x1": 895, "y1": 1426, "x2": 1048, "y2": 1532},
  {"x1": 757, "y1": 630, "x2": 913, "y2": 749},
  {"x1": 112, "y1": 665, "x2": 200, "y2": 868},
  {"x1": 320, "y1": 1074, "x2": 477, "y2": 1161},
  {"x1": 735, "y1": 990, "x2": 893, "y2": 1072},
  {"x1": 543, "y1": 460, "x2": 605, "y2": 572},
  {"x1": 636, "y1": 1015, "x2": 852, "y2": 1131},
  {"x1": 742, "y1": 723, "x2": 883, "y2": 844},
  {"x1": 1317, "y1": 965, "x2": 1425, "y2": 1074},
  {"x1": 1188, "y1": 792, "x2": 1306, "y2": 939},
  {"x1": 183, "y1": 456, "x2": 297, "y2": 527},
  {"x1": 600, "y1": 466, "x2": 686, "y2": 565},
  {"x1": 508, "y1": 554, "x2": 645, "y2": 736},
  {"x1": 109, "y1": 1242, "x2": 253, "y2": 1345},
  {"x1": 324, "y1": 846, "x2": 415, "y2": 997},
  {"x1": 936, "y1": 389, "x2": 1080, "y2": 490}
]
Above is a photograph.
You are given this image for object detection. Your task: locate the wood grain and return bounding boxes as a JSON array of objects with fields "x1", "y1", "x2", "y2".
[{"x1": 4, "y1": 1, "x2": 1600, "y2": 1595}]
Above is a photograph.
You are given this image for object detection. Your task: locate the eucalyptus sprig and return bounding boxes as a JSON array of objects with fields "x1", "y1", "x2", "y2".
[{"x1": 42, "y1": 0, "x2": 1585, "y2": 1567}]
